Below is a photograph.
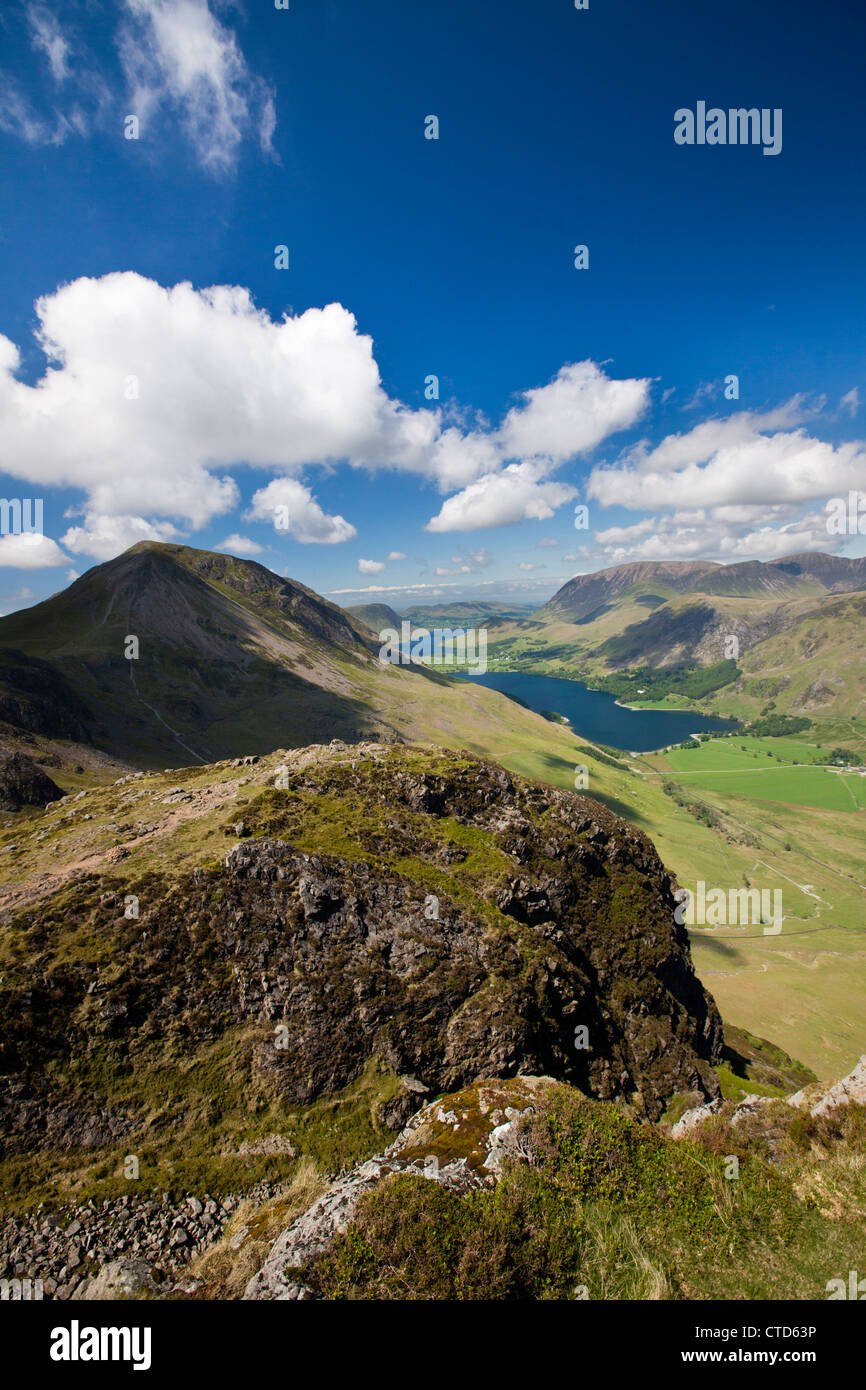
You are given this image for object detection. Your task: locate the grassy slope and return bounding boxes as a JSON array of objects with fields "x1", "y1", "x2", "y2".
[
  {"x1": 703, "y1": 589, "x2": 866, "y2": 724},
  {"x1": 310, "y1": 1081, "x2": 866, "y2": 1302}
]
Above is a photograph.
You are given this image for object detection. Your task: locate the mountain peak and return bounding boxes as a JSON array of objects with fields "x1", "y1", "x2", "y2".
[{"x1": 0, "y1": 542, "x2": 383, "y2": 765}]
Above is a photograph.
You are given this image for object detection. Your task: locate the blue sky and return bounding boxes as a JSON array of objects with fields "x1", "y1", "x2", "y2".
[{"x1": 0, "y1": 0, "x2": 864, "y2": 616}]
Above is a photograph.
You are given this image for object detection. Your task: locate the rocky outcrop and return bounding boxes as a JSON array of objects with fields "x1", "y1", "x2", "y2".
[
  {"x1": 671, "y1": 1097, "x2": 723, "y2": 1137},
  {"x1": 0, "y1": 751, "x2": 64, "y2": 811},
  {"x1": 788, "y1": 1055, "x2": 866, "y2": 1116},
  {"x1": 791, "y1": 673, "x2": 845, "y2": 712},
  {"x1": 0, "y1": 1080, "x2": 139, "y2": 1154},
  {"x1": 671, "y1": 1054, "x2": 866, "y2": 1138},
  {"x1": 0, "y1": 749, "x2": 724, "y2": 1150}
]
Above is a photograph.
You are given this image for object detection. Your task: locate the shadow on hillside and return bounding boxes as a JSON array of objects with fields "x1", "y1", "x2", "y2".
[
  {"x1": 687, "y1": 932, "x2": 743, "y2": 962},
  {"x1": 97, "y1": 661, "x2": 393, "y2": 769},
  {"x1": 527, "y1": 749, "x2": 649, "y2": 827}
]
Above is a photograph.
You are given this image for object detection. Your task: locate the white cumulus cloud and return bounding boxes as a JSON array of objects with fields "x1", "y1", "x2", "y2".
[
  {"x1": 246, "y1": 479, "x2": 356, "y2": 545},
  {"x1": 594, "y1": 506, "x2": 841, "y2": 565},
  {"x1": 0, "y1": 531, "x2": 70, "y2": 568},
  {"x1": 217, "y1": 533, "x2": 263, "y2": 556},
  {"x1": 587, "y1": 403, "x2": 864, "y2": 512},
  {"x1": 426, "y1": 463, "x2": 576, "y2": 533},
  {"x1": 497, "y1": 361, "x2": 650, "y2": 463},
  {"x1": 0, "y1": 273, "x2": 655, "y2": 556},
  {"x1": 61, "y1": 511, "x2": 183, "y2": 561}
]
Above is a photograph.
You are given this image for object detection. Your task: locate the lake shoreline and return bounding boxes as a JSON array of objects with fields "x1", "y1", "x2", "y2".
[{"x1": 457, "y1": 670, "x2": 731, "y2": 755}]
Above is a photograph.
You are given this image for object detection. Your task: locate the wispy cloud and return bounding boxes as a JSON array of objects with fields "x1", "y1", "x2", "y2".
[
  {"x1": 27, "y1": 5, "x2": 71, "y2": 82},
  {"x1": 119, "y1": 0, "x2": 277, "y2": 175},
  {"x1": 0, "y1": 0, "x2": 277, "y2": 173}
]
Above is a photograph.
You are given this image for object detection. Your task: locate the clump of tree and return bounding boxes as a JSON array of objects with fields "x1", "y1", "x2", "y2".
[
  {"x1": 661, "y1": 780, "x2": 720, "y2": 827},
  {"x1": 747, "y1": 714, "x2": 812, "y2": 737},
  {"x1": 828, "y1": 747, "x2": 860, "y2": 766},
  {"x1": 581, "y1": 744, "x2": 629, "y2": 771},
  {"x1": 591, "y1": 659, "x2": 740, "y2": 704}
]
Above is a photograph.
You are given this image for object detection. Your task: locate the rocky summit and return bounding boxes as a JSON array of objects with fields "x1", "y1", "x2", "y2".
[{"x1": 0, "y1": 744, "x2": 722, "y2": 1168}]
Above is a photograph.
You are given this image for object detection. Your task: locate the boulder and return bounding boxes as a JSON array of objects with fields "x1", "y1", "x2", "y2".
[
  {"x1": 0, "y1": 752, "x2": 64, "y2": 811},
  {"x1": 788, "y1": 1054, "x2": 866, "y2": 1117}
]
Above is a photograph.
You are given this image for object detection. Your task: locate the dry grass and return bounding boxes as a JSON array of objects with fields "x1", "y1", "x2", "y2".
[{"x1": 188, "y1": 1157, "x2": 327, "y2": 1298}]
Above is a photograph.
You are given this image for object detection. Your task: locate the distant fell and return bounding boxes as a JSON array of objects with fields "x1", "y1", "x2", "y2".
[{"x1": 543, "y1": 553, "x2": 866, "y2": 622}]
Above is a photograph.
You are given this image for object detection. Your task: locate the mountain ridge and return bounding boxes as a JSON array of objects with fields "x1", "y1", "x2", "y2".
[{"x1": 541, "y1": 552, "x2": 866, "y2": 624}]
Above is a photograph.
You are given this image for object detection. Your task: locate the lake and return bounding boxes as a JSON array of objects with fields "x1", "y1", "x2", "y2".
[{"x1": 459, "y1": 671, "x2": 732, "y2": 753}]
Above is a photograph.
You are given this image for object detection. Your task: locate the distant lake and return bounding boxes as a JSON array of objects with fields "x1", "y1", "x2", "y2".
[{"x1": 459, "y1": 671, "x2": 732, "y2": 753}]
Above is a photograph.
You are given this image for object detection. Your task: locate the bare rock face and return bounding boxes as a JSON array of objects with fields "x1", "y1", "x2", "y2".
[
  {"x1": 70, "y1": 1259, "x2": 160, "y2": 1302},
  {"x1": 0, "y1": 752, "x2": 64, "y2": 811},
  {"x1": 210, "y1": 832, "x2": 722, "y2": 1119},
  {"x1": 671, "y1": 1097, "x2": 723, "y2": 1138}
]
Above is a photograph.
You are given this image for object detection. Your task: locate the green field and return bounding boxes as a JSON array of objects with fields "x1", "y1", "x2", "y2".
[
  {"x1": 671, "y1": 765, "x2": 866, "y2": 812},
  {"x1": 666, "y1": 737, "x2": 829, "y2": 770},
  {"x1": 620, "y1": 730, "x2": 864, "y2": 1078},
  {"x1": 662, "y1": 736, "x2": 866, "y2": 811}
]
